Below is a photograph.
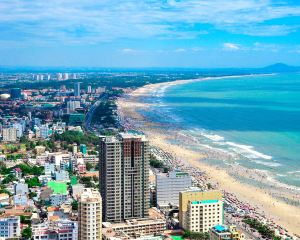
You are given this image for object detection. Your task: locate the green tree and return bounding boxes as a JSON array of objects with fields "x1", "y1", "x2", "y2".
[
  {"x1": 21, "y1": 227, "x2": 32, "y2": 239},
  {"x1": 28, "y1": 191, "x2": 37, "y2": 199},
  {"x1": 71, "y1": 200, "x2": 78, "y2": 211},
  {"x1": 2, "y1": 174, "x2": 17, "y2": 184},
  {"x1": 85, "y1": 162, "x2": 93, "y2": 171},
  {"x1": 20, "y1": 215, "x2": 31, "y2": 225},
  {"x1": 25, "y1": 177, "x2": 42, "y2": 188}
]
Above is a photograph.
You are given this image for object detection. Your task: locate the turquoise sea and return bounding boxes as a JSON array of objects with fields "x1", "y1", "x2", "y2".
[{"x1": 142, "y1": 73, "x2": 300, "y2": 189}]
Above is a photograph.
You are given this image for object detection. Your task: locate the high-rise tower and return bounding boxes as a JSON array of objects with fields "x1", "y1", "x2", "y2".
[
  {"x1": 78, "y1": 188, "x2": 102, "y2": 240},
  {"x1": 100, "y1": 133, "x2": 150, "y2": 223},
  {"x1": 74, "y1": 82, "x2": 81, "y2": 97}
]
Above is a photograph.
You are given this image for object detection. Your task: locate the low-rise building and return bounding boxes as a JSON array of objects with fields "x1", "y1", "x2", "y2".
[
  {"x1": 102, "y1": 218, "x2": 166, "y2": 239},
  {"x1": 13, "y1": 194, "x2": 28, "y2": 206},
  {"x1": 50, "y1": 194, "x2": 68, "y2": 206},
  {"x1": 0, "y1": 193, "x2": 10, "y2": 206},
  {"x1": 32, "y1": 219, "x2": 78, "y2": 240},
  {"x1": 14, "y1": 182, "x2": 29, "y2": 195},
  {"x1": 44, "y1": 163, "x2": 56, "y2": 176},
  {"x1": 209, "y1": 225, "x2": 245, "y2": 240},
  {"x1": 0, "y1": 216, "x2": 21, "y2": 238},
  {"x1": 83, "y1": 154, "x2": 98, "y2": 166},
  {"x1": 54, "y1": 170, "x2": 69, "y2": 182}
]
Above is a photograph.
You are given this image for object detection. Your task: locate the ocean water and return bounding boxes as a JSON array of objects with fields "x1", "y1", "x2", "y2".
[{"x1": 143, "y1": 73, "x2": 300, "y2": 189}]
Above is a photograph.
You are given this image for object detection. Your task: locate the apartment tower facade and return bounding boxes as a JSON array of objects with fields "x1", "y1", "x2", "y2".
[
  {"x1": 78, "y1": 188, "x2": 102, "y2": 240},
  {"x1": 100, "y1": 133, "x2": 150, "y2": 223}
]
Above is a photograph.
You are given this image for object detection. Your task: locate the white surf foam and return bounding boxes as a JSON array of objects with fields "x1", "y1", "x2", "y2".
[
  {"x1": 226, "y1": 141, "x2": 273, "y2": 160},
  {"x1": 252, "y1": 160, "x2": 281, "y2": 167},
  {"x1": 201, "y1": 133, "x2": 225, "y2": 142}
]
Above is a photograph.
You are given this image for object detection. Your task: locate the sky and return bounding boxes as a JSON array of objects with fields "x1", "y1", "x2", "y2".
[{"x1": 0, "y1": 0, "x2": 300, "y2": 68}]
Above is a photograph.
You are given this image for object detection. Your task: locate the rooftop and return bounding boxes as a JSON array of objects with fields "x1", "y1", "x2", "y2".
[
  {"x1": 191, "y1": 199, "x2": 219, "y2": 205},
  {"x1": 47, "y1": 181, "x2": 67, "y2": 194}
]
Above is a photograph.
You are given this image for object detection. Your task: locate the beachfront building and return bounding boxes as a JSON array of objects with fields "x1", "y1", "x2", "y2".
[
  {"x1": 99, "y1": 133, "x2": 150, "y2": 223},
  {"x1": 102, "y1": 218, "x2": 166, "y2": 239},
  {"x1": 156, "y1": 170, "x2": 192, "y2": 208},
  {"x1": 78, "y1": 188, "x2": 102, "y2": 240},
  {"x1": 179, "y1": 188, "x2": 223, "y2": 233},
  {"x1": 209, "y1": 225, "x2": 245, "y2": 240}
]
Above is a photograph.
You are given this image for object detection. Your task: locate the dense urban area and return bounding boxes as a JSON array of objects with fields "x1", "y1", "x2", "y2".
[{"x1": 0, "y1": 70, "x2": 297, "y2": 240}]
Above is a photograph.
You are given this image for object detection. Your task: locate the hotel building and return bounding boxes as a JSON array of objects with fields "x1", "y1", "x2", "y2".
[
  {"x1": 156, "y1": 170, "x2": 192, "y2": 208},
  {"x1": 179, "y1": 188, "x2": 223, "y2": 233}
]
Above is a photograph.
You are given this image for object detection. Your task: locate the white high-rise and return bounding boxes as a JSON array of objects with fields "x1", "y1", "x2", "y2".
[
  {"x1": 78, "y1": 188, "x2": 102, "y2": 240},
  {"x1": 156, "y1": 171, "x2": 192, "y2": 208},
  {"x1": 2, "y1": 127, "x2": 17, "y2": 142},
  {"x1": 63, "y1": 73, "x2": 69, "y2": 80},
  {"x1": 56, "y1": 73, "x2": 63, "y2": 81}
]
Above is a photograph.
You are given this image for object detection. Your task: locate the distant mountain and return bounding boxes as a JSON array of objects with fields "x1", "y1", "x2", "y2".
[{"x1": 260, "y1": 63, "x2": 300, "y2": 73}]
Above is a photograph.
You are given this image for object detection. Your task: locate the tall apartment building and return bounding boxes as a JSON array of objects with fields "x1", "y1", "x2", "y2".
[
  {"x1": 74, "y1": 82, "x2": 81, "y2": 97},
  {"x1": 78, "y1": 188, "x2": 102, "y2": 240},
  {"x1": 100, "y1": 133, "x2": 150, "y2": 223},
  {"x1": 2, "y1": 127, "x2": 17, "y2": 142},
  {"x1": 0, "y1": 216, "x2": 21, "y2": 238},
  {"x1": 156, "y1": 170, "x2": 192, "y2": 208},
  {"x1": 179, "y1": 188, "x2": 223, "y2": 233},
  {"x1": 56, "y1": 73, "x2": 63, "y2": 81},
  {"x1": 10, "y1": 88, "x2": 22, "y2": 99},
  {"x1": 67, "y1": 100, "x2": 81, "y2": 113}
]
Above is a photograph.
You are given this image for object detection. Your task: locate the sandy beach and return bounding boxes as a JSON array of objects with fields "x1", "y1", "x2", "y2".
[{"x1": 117, "y1": 78, "x2": 300, "y2": 235}]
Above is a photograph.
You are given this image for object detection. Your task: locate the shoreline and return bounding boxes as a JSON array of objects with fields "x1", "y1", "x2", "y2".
[{"x1": 117, "y1": 75, "x2": 300, "y2": 235}]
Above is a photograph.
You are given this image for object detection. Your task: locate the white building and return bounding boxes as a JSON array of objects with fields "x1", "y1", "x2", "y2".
[
  {"x1": 67, "y1": 100, "x2": 81, "y2": 113},
  {"x1": 87, "y1": 85, "x2": 92, "y2": 93},
  {"x1": 57, "y1": 73, "x2": 63, "y2": 81},
  {"x1": 32, "y1": 220, "x2": 78, "y2": 240},
  {"x1": 40, "y1": 124, "x2": 50, "y2": 139},
  {"x1": 0, "y1": 216, "x2": 21, "y2": 238},
  {"x1": 54, "y1": 170, "x2": 69, "y2": 182},
  {"x1": 45, "y1": 163, "x2": 56, "y2": 176},
  {"x1": 78, "y1": 188, "x2": 102, "y2": 240},
  {"x1": 156, "y1": 171, "x2": 192, "y2": 208},
  {"x1": 2, "y1": 127, "x2": 17, "y2": 142},
  {"x1": 13, "y1": 123, "x2": 24, "y2": 138},
  {"x1": 14, "y1": 182, "x2": 29, "y2": 195},
  {"x1": 50, "y1": 194, "x2": 68, "y2": 206},
  {"x1": 186, "y1": 199, "x2": 223, "y2": 233},
  {"x1": 62, "y1": 73, "x2": 69, "y2": 80}
]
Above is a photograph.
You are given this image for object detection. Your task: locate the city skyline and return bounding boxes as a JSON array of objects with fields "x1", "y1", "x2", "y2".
[{"x1": 0, "y1": 0, "x2": 300, "y2": 68}]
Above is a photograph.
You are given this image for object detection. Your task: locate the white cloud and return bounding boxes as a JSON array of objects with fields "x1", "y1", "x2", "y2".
[
  {"x1": 0, "y1": 0, "x2": 299, "y2": 45},
  {"x1": 121, "y1": 48, "x2": 137, "y2": 54},
  {"x1": 223, "y1": 43, "x2": 240, "y2": 51},
  {"x1": 174, "y1": 48, "x2": 186, "y2": 53}
]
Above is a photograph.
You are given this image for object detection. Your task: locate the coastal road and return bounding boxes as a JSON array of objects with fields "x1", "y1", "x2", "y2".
[
  {"x1": 225, "y1": 215, "x2": 260, "y2": 240},
  {"x1": 84, "y1": 93, "x2": 108, "y2": 132},
  {"x1": 85, "y1": 100, "x2": 100, "y2": 131}
]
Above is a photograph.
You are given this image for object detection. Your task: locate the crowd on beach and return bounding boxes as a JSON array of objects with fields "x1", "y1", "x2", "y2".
[
  {"x1": 117, "y1": 98, "x2": 299, "y2": 240},
  {"x1": 150, "y1": 146, "x2": 297, "y2": 239}
]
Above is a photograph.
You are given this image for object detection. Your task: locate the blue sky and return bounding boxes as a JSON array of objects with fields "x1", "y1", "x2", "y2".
[{"x1": 0, "y1": 0, "x2": 300, "y2": 68}]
